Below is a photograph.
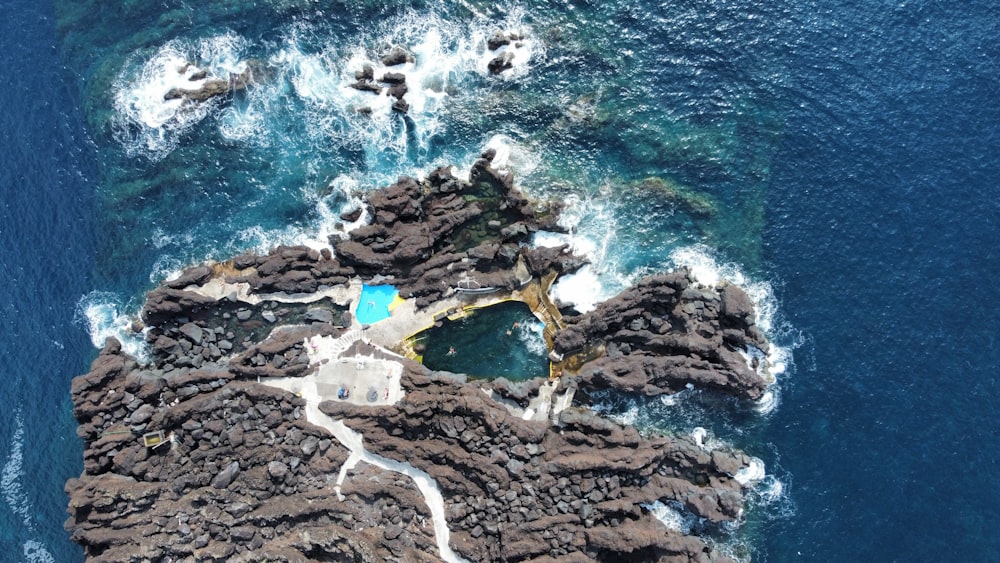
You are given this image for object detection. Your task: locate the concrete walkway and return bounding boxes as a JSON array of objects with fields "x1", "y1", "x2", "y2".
[
  {"x1": 261, "y1": 369, "x2": 468, "y2": 563},
  {"x1": 303, "y1": 331, "x2": 405, "y2": 406}
]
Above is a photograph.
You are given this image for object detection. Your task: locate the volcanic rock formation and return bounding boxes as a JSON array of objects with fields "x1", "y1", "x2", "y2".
[{"x1": 67, "y1": 159, "x2": 771, "y2": 562}]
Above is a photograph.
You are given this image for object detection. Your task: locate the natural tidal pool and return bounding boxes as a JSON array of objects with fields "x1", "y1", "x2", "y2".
[{"x1": 418, "y1": 301, "x2": 548, "y2": 381}]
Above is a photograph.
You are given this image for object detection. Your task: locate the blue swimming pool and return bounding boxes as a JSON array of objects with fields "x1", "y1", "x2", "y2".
[{"x1": 355, "y1": 284, "x2": 399, "y2": 325}]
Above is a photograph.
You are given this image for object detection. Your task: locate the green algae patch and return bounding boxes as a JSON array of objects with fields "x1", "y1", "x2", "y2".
[{"x1": 631, "y1": 176, "x2": 718, "y2": 218}]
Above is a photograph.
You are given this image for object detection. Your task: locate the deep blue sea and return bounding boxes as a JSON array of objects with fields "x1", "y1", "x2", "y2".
[{"x1": 1, "y1": 0, "x2": 997, "y2": 560}]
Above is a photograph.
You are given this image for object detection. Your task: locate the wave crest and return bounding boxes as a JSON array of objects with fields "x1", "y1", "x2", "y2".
[
  {"x1": 75, "y1": 291, "x2": 148, "y2": 360},
  {"x1": 111, "y1": 32, "x2": 250, "y2": 159}
]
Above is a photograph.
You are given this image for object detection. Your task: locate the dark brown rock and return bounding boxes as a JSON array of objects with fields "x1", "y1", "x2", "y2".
[
  {"x1": 355, "y1": 64, "x2": 374, "y2": 81},
  {"x1": 141, "y1": 287, "x2": 218, "y2": 325},
  {"x1": 67, "y1": 161, "x2": 763, "y2": 563},
  {"x1": 340, "y1": 207, "x2": 363, "y2": 222},
  {"x1": 381, "y1": 46, "x2": 415, "y2": 66},
  {"x1": 488, "y1": 31, "x2": 512, "y2": 51},
  {"x1": 554, "y1": 271, "x2": 769, "y2": 400},
  {"x1": 349, "y1": 80, "x2": 382, "y2": 94},
  {"x1": 488, "y1": 52, "x2": 515, "y2": 74},
  {"x1": 380, "y1": 72, "x2": 406, "y2": 85},
  {"x1": 391, "y1": 97, "x2": 409, "y2": 114}
]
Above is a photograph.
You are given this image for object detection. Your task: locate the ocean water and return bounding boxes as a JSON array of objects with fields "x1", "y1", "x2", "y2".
[
  {"x1": 0, "y1": 0, "x2": 996, "y2": 560},
  {"x1": 0, "y1": 2, "x2": 94, "y2": 560}
]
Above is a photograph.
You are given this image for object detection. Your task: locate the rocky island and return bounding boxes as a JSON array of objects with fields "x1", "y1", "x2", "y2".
[{"x1": 66, "y1": 154, "x2": 772, "y2": 562}]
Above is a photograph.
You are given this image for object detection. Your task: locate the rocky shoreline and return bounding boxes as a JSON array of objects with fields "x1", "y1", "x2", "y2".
[{"x1": 66, "y1": 158, "x2": 772, "y2": 562}]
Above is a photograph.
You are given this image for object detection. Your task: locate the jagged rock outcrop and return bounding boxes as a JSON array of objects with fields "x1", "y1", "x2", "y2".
[
  {"x1": 67, "y1": 338, "x2": 442, "y2": 562},
  {"x1": 381, "y1": 45, "x2": 415, "y2": 66},
  {"x1": 163, "y1": 63, "x2": 255, "y2": 103},
  {"x1": 320, "y1": 367, "x2": 750, "y2": 562},
  {"x1": 139, "y1": 156, "x2": 574, "y2": 326},
  {"x1": 67, "y1": 161, "x2": 772, "y2": 562},
  {"x1": 68, "y1": 330, "x2": 751, "y2": 562},
  {"x1": 555, "y1": 272, "x2": 770, "y2": 400}
]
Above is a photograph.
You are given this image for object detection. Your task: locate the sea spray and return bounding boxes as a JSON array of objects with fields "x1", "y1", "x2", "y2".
[
  {"x1": 1, "y1": 412, "x2": 31, "y2": 530},
  {"x1": 22, "y1": 540, "x2": 56, "y2": 563},
  {"x1": 1, "y1": 413, "x2": 57, "y2": 562},
  {"x1": 643, "y1": 500, "x2": 696, "y2": 534},
  {"x1": 112, "y1": 33, "x2": 250, "y2": 159},
  {"x1": 76, "y1": 292, "x2": 148, "y2": 361}
]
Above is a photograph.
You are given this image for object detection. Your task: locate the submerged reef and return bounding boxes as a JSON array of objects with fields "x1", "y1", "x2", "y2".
[{"x1": 66, "y1": 158, "x2": 772, "y2": 562}]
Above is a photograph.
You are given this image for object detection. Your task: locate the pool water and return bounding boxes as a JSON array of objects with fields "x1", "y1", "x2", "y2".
[
  {"x1": 419, "y1": 301, "x2": 549, "y2": 381},
  {"x1": 355, "y1": 284, "x2": 400, "y2": 325}
]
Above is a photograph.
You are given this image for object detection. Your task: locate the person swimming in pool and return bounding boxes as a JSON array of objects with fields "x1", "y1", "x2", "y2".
[{"x1": 447, "y1": 346, "x2": 456, "y2": 356}]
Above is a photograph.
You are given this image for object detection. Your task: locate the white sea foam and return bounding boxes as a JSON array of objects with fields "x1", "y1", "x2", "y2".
[
  {"x1": 482, "y1": 134, "x2": 542, "y2": 180},
  {"x1": 532, "y1": 206, "x2": 636, "y2": 315},
  {"x1": 607, "y1": 403, "x2": 640, "y2": 427},
  {"x1": 669, "y1": 245, "x2": 775, "y2": 332},
  {"x1": 669, "y1": 244, "x2": 800, "y2": 389},
  {"x1": 225, "y1": 224, "x2": 302, "y2": 258},
  {"x1": 753, "y1": 389, "x2": 780, "y2": 415},
  {"x1": 528, "y1": 182, "x2": 651, "y2": 313},
  {"x1": 735, "y1": 457, "x2": 767, "y2": 486},
  {"x1": 3, "y1": 415, "x2": 68, "y2": 561},
  {"x1": 304, "y1": 174, "x2": 370, "y2": 250},
  {"x1": 76, "y1": 292, "x2": 148, "y2": 360},
  {"x1": 658, "y1": 391, "x2": 681, "y2": 407},
  {"x1": 148, "y1": 255, "x2": 189, "y2": 287},
  {"x1": 266, "y1": 9, "x2": 540, "y2": 170},
  {"x1": 2, "y1": 413, "x2": 31, "y2": 529},
  {"x1": 658, "y1": 383, "x2": 695, "y2": 407},
  {"x1": 517, "y1": 319, "x2": 549, "y2": 358},
  {"x1": 691, "y1": 427, "x2": 708, "y2": 449},
  {"x1": 23, "y1": 541, "x2": 55, "y2": 563},
  {"x1": 112, "y1": 33, "x2": 249, "y2": 159},
  {"x1": 755, "y1": 475, "x2": 785, "y2": 505},
  {"x1": 643, "y1": 501, "x2": 695, "y2": 534},
  {"x1": 689, "y1": 426, "x2": 729, "y2": 453},
  {"x1": 217, "y1": 97, "x2": 269, "y2": 145}
]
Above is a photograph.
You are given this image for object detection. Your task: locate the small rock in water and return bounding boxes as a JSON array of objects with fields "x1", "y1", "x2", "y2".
[
  {"x1": 304, "y1": 309, "x2": 333, "y2": 324},
  {"x1": 381, "y1": 46, "x2": 414, "y2": 66},
  {"x1": 391, "y1": 98, "x2": 409, "y2": 114},
  {"x1": 354, "y1": 64, "x2": 374, "y2": 81},
  {"x1": 488, "y1": 52, "x2": 515, "y2": 74},
  {"x1": 380, "y1": 72, "x2": 406, "y2": 85},
  {"x1": 488, "y1": 31, "x2": 511, "y2": 51}
]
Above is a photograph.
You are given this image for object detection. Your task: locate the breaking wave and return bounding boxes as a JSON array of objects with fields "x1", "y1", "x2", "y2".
[
  {"x1": 76, "y1": 291, "x2": 148, "y2": 360},
  {"x1": 111, "y1": 32, "x2": 250, "y2": 159}
]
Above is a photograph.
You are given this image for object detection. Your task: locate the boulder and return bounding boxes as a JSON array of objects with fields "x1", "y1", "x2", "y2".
[
  {"x1": 381, "y1": 46, "x2": 414, "y2": 66},
  {"x1": 211, "y1": 461, "x2": 240, "y2": 489},
  {"x1": 487, "y1": 52, "x2": 515, "y2": 74},
  {"x1": 379, "y1": 72, "x2": 406, "y2": 85}
]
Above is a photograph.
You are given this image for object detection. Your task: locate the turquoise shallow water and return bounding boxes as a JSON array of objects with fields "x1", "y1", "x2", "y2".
[{"x1": 1, "y1": 0, "x2": 997, "y2": 560}]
